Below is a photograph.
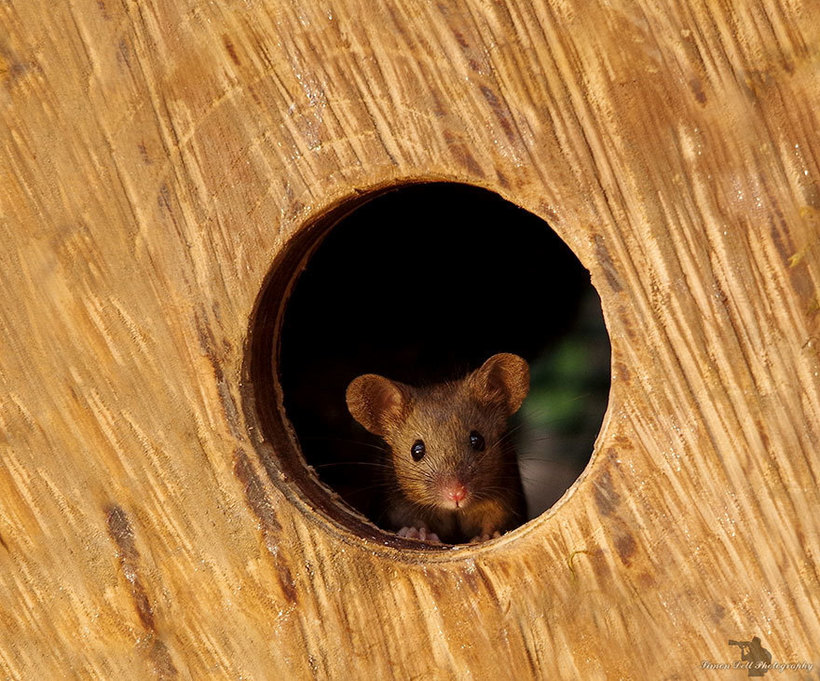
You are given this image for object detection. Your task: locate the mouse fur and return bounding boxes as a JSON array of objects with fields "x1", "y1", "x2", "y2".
[{"x1": 346, "y1": 353, "x2": 529, "y2": 543}]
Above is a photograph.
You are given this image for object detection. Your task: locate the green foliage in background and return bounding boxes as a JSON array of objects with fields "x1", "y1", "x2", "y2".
[
  {"x1": 522, "y1": 340, "x2": 594, "y2": 433},
  {"x1": 513, "y1": 290, "x2": 611, "y2": 466}
]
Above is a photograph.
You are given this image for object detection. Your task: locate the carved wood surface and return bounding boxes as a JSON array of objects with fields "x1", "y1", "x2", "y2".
[{"x1": 1, "y1": 0, "x2": 818, "y2": 678}]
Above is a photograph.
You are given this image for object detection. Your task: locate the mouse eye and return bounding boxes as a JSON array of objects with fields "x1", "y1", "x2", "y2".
[
  {"x1": 411, "y1": 439, "x2": 426, "y2": 461},
  {"x1": 469, "y1": 431, "x2": 485, "y2": 452}
]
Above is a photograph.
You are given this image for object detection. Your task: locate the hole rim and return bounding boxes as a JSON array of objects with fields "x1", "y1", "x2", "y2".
[{"x1": 240, "y1": 178, "x2": 614, "y2": 558}]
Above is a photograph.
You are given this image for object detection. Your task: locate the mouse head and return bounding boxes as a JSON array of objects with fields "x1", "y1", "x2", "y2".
[{"x1": 346, "y1": 353, "x2": 530, "y2": 510}]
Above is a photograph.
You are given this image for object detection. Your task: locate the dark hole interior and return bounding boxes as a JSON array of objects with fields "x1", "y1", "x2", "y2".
[{"x1": 274, "y1": 183, "x2": 610, "y2": 539}]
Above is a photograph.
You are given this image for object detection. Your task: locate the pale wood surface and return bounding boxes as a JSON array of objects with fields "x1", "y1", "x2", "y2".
[{"x1": 1, "y1": 0, "x2": 819, "y2": 678}]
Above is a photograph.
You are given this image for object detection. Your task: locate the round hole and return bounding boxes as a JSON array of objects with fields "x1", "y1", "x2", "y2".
[{"x1": 247, "y1": 182, "x2": 610, "y2": 546}]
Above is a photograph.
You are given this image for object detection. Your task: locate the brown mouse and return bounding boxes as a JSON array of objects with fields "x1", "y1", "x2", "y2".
[{"x1": 345, "y1": 353, "x2": 529, "y2": 543}]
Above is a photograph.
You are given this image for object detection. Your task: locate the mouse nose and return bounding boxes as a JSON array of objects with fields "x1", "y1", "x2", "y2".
[{"x1": 443, "y1": 482, "x2": 467, "y2": 504}]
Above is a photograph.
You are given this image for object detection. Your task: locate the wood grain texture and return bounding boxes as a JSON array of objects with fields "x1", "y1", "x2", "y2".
[{"x1": 1, "y1": 0, "x2": 819, "y2": 678}]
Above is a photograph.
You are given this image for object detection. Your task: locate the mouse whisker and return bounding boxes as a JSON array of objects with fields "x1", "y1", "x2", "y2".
[
  {"x1": 313, "y1": 461, "x2": 394, "y2": 470},
  {"x1": 302, "y1": 435, "x2": 390, "y2": 452}
]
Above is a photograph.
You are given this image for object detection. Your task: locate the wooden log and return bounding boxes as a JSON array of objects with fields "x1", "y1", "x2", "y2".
[{"x1": 1, "y1": 0, "x2": 818, "y2": 678}]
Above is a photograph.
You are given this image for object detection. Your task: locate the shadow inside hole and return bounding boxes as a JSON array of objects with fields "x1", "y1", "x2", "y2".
[{"x1": 277, "y1": 183, "x2": 610, "y2": 537}]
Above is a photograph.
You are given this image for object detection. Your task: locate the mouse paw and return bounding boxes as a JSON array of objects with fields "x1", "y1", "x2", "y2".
[
  {"x1": 398, "y1": 526, "x2": 441, "y2": 543},
  {"x1": 470, "y1": 531, "x2": 501, "y2": 543}
]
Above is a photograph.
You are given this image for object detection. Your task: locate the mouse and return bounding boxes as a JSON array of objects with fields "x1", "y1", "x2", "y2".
[{"x1": 345, "y1": 353, "x2": 529, "y2": 544}]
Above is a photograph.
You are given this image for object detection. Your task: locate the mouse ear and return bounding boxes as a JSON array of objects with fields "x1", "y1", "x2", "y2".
[
  {"x1": 346, "y1": 374, "x2": 411, "y2": 437},
  {"x1": 468, "y1": 353, "x2": 530, "y2": 415}
]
